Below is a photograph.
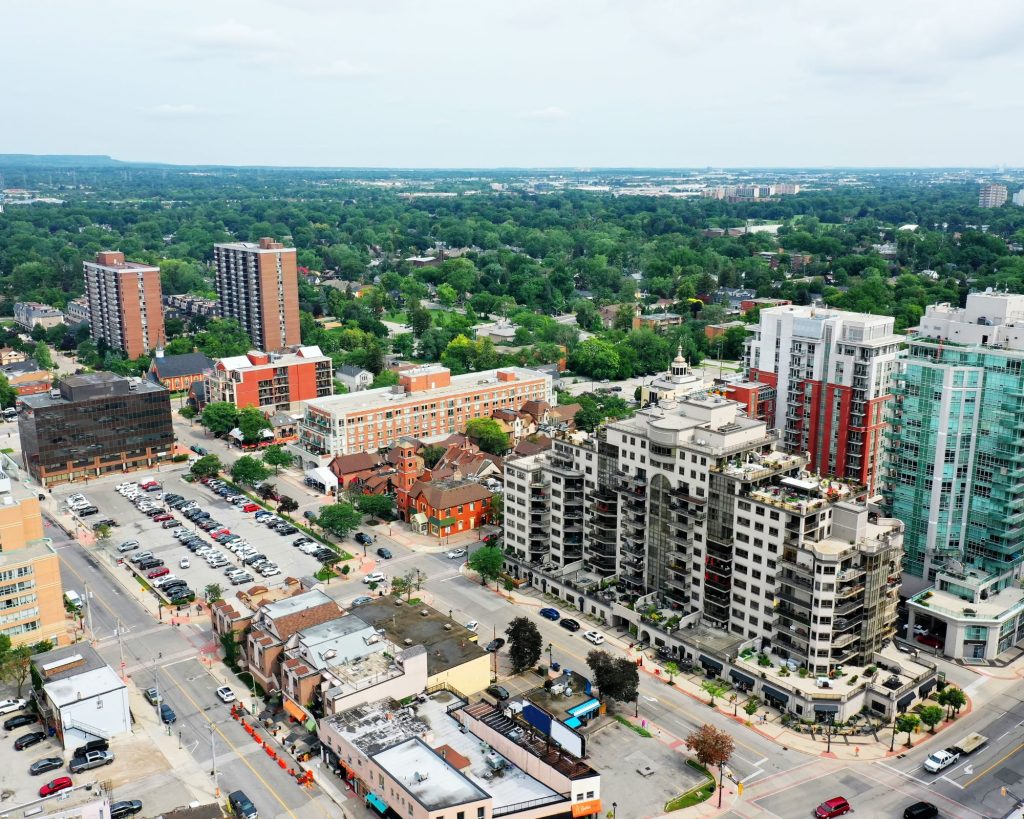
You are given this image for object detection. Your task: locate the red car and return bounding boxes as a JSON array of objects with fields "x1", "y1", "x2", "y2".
[
  {"x1": 212, "y1": 528, "x2": 231, "y2": 537},
  {"x1": 242, "y1": 503, "x2": 259, "y2": 513},
  {"x1": 917, "y1": 634, "x2": 943, "y2": 649},
  {"x1": 147, "y1": 567, "x2": 170, "y2": 579},
  {"x1": 40, "y1": 776, "x2": 73, "y2": 797},
  {"x1": 152, "y1": 513, "x2": 172, "y2": 523},
  {"x1": 815, "y1": 797, "x2": 851, "y2": 818}
]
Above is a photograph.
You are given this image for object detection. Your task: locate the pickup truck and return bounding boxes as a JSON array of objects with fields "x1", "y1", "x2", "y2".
[{"x1": 923, "y1": 733, "x2": 988, "y2": 773}]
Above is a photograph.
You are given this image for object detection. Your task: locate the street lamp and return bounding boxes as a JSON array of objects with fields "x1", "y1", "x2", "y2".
[
  {"x1": 825, "y1": 714, "x2": 833, "y2": 754},
  {"x1": 547, "y1": 643, "x2": 553, "y2": 668},
  {"x1": 717, "y1": 761, "x2": 725, "y2": 808},
  {"x1": 889, "y1": 716, "x2": 898, "y2": 753},
  {"x1": 611, "y1": 803, "x2": 617, "y2": 818}
]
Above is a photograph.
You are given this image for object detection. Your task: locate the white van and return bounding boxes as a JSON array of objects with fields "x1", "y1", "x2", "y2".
[{"x1": 64, "y1": 590, "x2": 84, "y2": 610}]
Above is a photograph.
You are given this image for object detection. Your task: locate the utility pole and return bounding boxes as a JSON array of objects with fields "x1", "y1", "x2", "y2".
[
  {"x1": 211, "y1": 724, "x2": 220, "y2": 797},
  {"x1": 84, "y1": 582, "x2": 94, "y2": 640},
  {"x1": 116, "y1": 619, "x2": 126, "y2": 681}
]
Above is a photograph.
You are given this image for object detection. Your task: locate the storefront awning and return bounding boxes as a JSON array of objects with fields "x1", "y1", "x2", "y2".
[
  {"x1": 366, "y1": 793, "x2": 388, "y2": 814},
  {"x1": 699, "y1": 654, "x2": 723, "y2": 673},
  {"x1": 730, "y1": 669, "x2": 755, "y2": 687},
  {"x1": 813, "y1": 703, "x2": 839, "y2": 713},
  {"x1": 304, "y1": 466, "x2": 338, "y2": 490},
  {"x1": 897, "y1": 692, "x2": 915, "y2": 712},
  {"x1": 761, "y1": 684, "x2": 790, "y2": 704},
  {"x1": 568, "y1": 698, "x2": 601, "y2": 718},
  {"x1": 918, "y1": 679, "x2": 935, "y2": 698},
  {"x1": 283, "y1": 698, "x2": 307, "y2": 722},
  {"x1": 412, "y1": 512, "x2": 428, "y2": 525},
  {"x1": 572, "y1": 799, "x2": 602, "y2": 817}
]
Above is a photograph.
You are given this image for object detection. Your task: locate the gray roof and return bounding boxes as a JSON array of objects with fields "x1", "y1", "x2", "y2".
[
  {"x1": 151, "y1": 352, "x2": 213, "y2": 379},
  {"x1": 337, "y1": 365, "x2": 371, "y2": 378}
]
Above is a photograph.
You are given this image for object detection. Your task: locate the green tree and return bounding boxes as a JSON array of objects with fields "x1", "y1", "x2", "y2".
[
  {"x1": 701, "y1": 679, "x2": 730, "y2": 705},
  {"x1": 201, "y1": 402, "x2": 239, "y2": 436},
  {"x1": 317, "y1": 503, "x2": 362, "y2": 539},
  {"x1": 371, "y1": 369, "x2": 400, "y2": 389},
  {"x1": 437, "y1": 283, "x2": 458, "y2": 307},
  {"x1": 420, "y1": 444, "x2": 446, "y2": 468},
  {"x1": 204, "y1": 583, "x2": 223, "y2": 603},
  {"x1": 0, "y1": 645, "x2": 34, "y2": 697},
  {"x1": 895, "y1": 713, "x2": 920, "y2": 747},
  {"x1": 664, "y1": 661, "x2": 679, "y2": 684},
  {"x1": 467, "y1": 545, "x2": 504, "y2": 587},
  {"x1": 263, "y1": 445, "x2": 294, "y2": 474},
  {"x1": 685, "y1": 724, "x2": 734, "y2": 807},
  {"x1": 238, "y1": 406, "x2": 271, "y2": 444},
  {"x1": 937, "y1": 687, "x2": 967, "y2": 719},
  {"x1": 179, "y1": 406, "x2": 197, "y2": 421},
  {"x1": 190, "y1": 454, "x2": 222, "y2": 478},
  {"x1": 193, "y1": 319, "x2": 252, "y2": 358},
  {"x1": 464, "y1": 417, "x2": 509, "y2": 455},
  {"x1": 490, "y1": 492, "x2": 504, "y2": 525},
  {"x1": 356, "y1": 494, "x2": 394, "y2": 519},
  {"x1": 586, "y1": 650, "x2": 640, "y2": 706},
  {"x1": 278, "y1": 496, "x2": 299, "y2": 513},
  {"x1": 505, "y1": 617, "x2": 543, "y2": 673},
  {"x1": 568, "y1": 337, "x2": 621, "y2": 381},
  {"x1": 231, "y1": 455, "x2": 271, "y2": 486},
  {"x1": 93, "y1": 523, "x2": 112, "y2": 543},
  {"x1": 319, "y1": 549, "x2": 342, "y2": 582},
  {"x1": 918, "y1": 704, "x2": 944, "y2": 733},
  {"x1": 34, "y1": 341, "x2": 54, "y2": 370},
  {"x1": 743, "y1": 697, "x2": 760, "y2": 718},
  {"x1": 0, "y1": 374, "x2": 17, "y2": 409}
]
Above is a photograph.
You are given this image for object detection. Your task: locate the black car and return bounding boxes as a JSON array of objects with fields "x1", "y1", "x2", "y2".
[
  {"x1": 485, "y1": 638, "x2": 505, "y2": 652},
  {"x1": 228, "y1": 790, "x2": 258, "y2": 819},
  {"x1": 159, "y1": 703, "x2": 177, "y2": 724},
  {"x1": 137, "y1": 559, "x2": 163, "y2": 571},
  {"x1": 78, "y1": 506, "x2": 99, "y2": 516},
  {"x1": 376, "y1": 547, "x2": 393, "y2": 559},
  {"x1": 110, "y1": 800, "x2": 144, "y2": 819},
  {"x1": 276, "y1": 525, "x2": 297, "y2": 536},
  {"x1": 486, "y1": 685, "x2": 510, "y2": 701},
  {"x1": 313, "y1": 549, "x2": 335, "y2": 562},
  {"x1": 560, "y1": 618, "x2": 581, "y2": 632},
  {"x1": 191, "y1": 445, "x2": 207, "y2": 456},
  {"x1": 14, "y1": 731, "x2": 46, "y2": 750},
  {"x1": 4, "y1": 713, "x2": 38, "y2": 730},
  {"x1": 903, "y1": 803, "x2": 938, "y2": 819},
  {"x1": 355, "y1": 532, "x2": 373, "y2": 546},
  {"x1": 72, "y1": 738, "x2": 109, "y2": 758},
  {"x1": 92, "y1": 519, "x2": 117, "y2": 530},
  {"x1": 29, "y1": 757, "x2": 63, "y2": 776},
  {"x1": 243, "y1": 553, "x2": 266, "y2": 566}
]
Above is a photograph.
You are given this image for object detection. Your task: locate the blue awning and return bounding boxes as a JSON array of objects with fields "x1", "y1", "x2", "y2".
[
  {"x1": 568, "y1": 698, "x2": 601, "y2": 718},
  {"x1": 565, "y1": 717, "x2": 582, "y2": 728},
  {"x1": 366, "y1": 793, "x2": 388, "y2": 814}
]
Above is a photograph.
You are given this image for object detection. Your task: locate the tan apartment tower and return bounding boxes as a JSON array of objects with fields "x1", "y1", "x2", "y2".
[
  {"x1": 214, "y1": 237, "x2": 300, "y2": 352},
  {"x1": 83, "y1": 251, "x2": 164, "y2": 360}
]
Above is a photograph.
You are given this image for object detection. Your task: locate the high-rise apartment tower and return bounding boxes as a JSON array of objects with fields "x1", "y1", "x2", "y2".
[{"x1": 83, "y1": 251, "x2": 164, "y2": 360}]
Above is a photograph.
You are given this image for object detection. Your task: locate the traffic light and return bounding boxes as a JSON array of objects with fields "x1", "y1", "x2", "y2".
[{"x1": 738, "y1": 782, "x2": 744, "y2": 796}]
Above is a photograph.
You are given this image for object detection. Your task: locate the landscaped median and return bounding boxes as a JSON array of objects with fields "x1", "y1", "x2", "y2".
[{"x1": 664, "y1": 760, "x2": 715, "y2": 811}]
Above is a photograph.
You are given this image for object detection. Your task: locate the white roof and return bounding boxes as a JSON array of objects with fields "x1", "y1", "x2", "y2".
[
  {"x1": 44, "y1": 666, "x2": 125, "y2": 707},
  {"x1": 305, "y1": 466, "x2": 338, "y2": 489}
]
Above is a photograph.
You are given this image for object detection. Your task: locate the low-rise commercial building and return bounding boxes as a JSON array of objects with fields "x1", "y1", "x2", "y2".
[
  {"x1": 206, "y1": 346, "x2": 333, "y2": 410},
  {"x1": 294, "y1": 365, "x2": 552, "y2": 466},
  {"x1": 18, "y1": 372, "x2": 174, "y2": 486}
]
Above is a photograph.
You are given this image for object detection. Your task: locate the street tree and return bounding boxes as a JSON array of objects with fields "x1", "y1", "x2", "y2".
[
  {"x1": 918, "y1": 704, "x2": 944, "y2": 733},
  {"x1": 467, "y1": 545, "x2": 504, "y2": 587},
  {"x1": 937, "y1": 686, "x2": 967, "y2": 719},
  {"x1": 201, "y1": 402, "x2": 239, "y2": 436},
  {"x1": 34, "y1": 341, "x2": 54, "y2": 370},
  {"x1": 319, "y1": 550, "x2": 342, "y2": 582},
  {"x1": 685, "y1": 724, "x2": 735, "y2": 807},
  {"x1": 0, "y1": 645, "x2": 34, "y2": 697},
  {"x1": 190, "y1": 454, "x2": 222, "y2": 479},
  {"x1": 0, "y1": 374, "x2": 17, "y2": 409},
  {"x1": 204, "y1": 584, "x2": 223, "y2": 603},
  {"x1": 895, "y1": 713, "x2": 920, "y2": 747},
  {"x1": 317, "y1": 503, "x2": 362, "y2": 539},
  {"x1": 238, "y1": 406, "x2": 271, "y2": 444},
  {"x1": 701, "y1": 680, "x2": 730, "y2": 706},
  {"x1": 179, "y1": 406, "x2": 197, "y2": 421},
  {"x1": 663, "y1": 661, "x2": 679, "y2": 685},
  {"x1": 743, "y1": 698, "x2": 760, "y2": 719},
  {"x1": 464, "y1": 418, "x2": 509, "y2": 455},
  {"x1": 505, "y1": 617, "x2": 543, "y2": 673},
  {"x1": 356, "y1": 494, "x2": 394, "y2": 520},
  {"x1": 278, "y1": 496, "x2": 299, "y2": 514},
  {"x1": 587, "y1": 650, "x2": 640, "y2": 706},
  {"x1": 263, "y1": 445, "x2": 293, "y2": 474},
  {"x1": 230, "y1": 456, "x2": 271, "y2": 486},
  {"x1": 93, "y1": 523, "x2": 112, "y2": 543}
]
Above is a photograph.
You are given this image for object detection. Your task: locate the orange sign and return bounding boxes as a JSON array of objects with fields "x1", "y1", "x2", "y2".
[{"x1": 572, "y1": 799, "x2": 602, "y2": 817}]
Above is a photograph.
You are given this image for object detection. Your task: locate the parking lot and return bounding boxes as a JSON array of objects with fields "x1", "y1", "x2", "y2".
[{"x1": 55, "y1": 471, "x2": 341, "y2": 603}]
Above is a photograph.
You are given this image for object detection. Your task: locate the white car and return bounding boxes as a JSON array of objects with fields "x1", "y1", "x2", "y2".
[
  {"x1": 465, "y1": 621, "x2": 479, "y2": 633},
  {"x1": 260, "y1": 565, "x2": 281, "y2": 577},
  {"x1": 0, "y1": 698, "x2": 26, "y2": 715},
  {"x1": 179, "y1": 557, "x2": 191, "y2": 569},
  {"x1": 215, "y1": 686, "x2": 236, "y2": 704},
  {"x1": 446, "y1": 548, "x2": 467, "y2": 559},
  {"x1": 363, "y1": 572, "x2": 386, "y2": 585},
  {"x1": 583, "y1": 631, "x2": 605, "y2": 645}
]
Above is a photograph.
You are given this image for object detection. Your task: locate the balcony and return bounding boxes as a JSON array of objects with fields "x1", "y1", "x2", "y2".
[
  {"x1": 836, "y1": 584, "x2": 865, "y2": 599},
  {"x1": 776, "y1": 606, "x2": 810, "y2": 626},
  {"x1": 832, "y1": 631, "x2": 859, "y2": 649},
  {"x1": 775, "y1": 588, "x2": 812, "y2": 609}
]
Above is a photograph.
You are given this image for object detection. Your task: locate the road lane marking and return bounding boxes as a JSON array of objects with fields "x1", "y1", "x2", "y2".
[
  {"x1": 754, "y1": 757, "x2": 769, "y2": 767},
  {"x1": 962, "y1": 741, "x2": 1024, "y2": 787}
]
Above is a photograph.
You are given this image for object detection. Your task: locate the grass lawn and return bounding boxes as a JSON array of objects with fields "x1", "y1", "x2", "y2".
[
  {"x1": 664, "y1": 760, "x2": 715, "y2": 811},
  {"x1": 384, "y1": 310, "x2": 408, "y2": 324}
]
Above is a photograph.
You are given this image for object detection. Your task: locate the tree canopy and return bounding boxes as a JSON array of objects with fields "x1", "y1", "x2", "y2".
[
  {"x1": 230, "y1": 455, "x2": 271, "y2": 486},
  {"x1": 505, "y1": 617, "x2": 543, "y2": 673},
  {"x1": 317, "y1": 502, "x2": 362, "y2": 539}
]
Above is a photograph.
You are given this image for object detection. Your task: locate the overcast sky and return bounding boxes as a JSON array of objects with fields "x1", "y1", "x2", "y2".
[{"x1": 7, "y1": 0, "x2": 1024, "y2": 167}]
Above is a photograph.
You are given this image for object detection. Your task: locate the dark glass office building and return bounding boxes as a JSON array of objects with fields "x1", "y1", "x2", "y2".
[{"x1": 18, "y1": 372, "x2": 174, "y2": 487}]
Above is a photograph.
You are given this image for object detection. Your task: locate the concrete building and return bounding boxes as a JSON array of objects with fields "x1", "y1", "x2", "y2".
[
  {"x1": 83, "y1": 251, "x2": 164, "y2": 360},
  {"x1": 979, "y1": 183, "x2": 1008, "y2": 208},
  {"x1": 336, "y1": 365, "x2": 373, "y2": 393},
  {"x1": 320, "y1": 692, "x2": 601, "y2": 819},
  {"x1": 0, "y1": 471, "x2": 67, "y2": 647},
  {"x1": 744, "y1": 305, "x2": 902, "y2": 495},
  {"x1": 206, "y1": 346, "x2": 333, "y2": 410},
  {"x1": 474, "y1": 319, "x2": 519, "y2": 345},
  {"x1": 164, "y1": 293, "x2": 218, "y2": 319},
  {"x1": 18, "y1": 372, "x2": 174, "y2": 486},
  {"x1": 63, "y1": 296, "x2": 90, "y2": 327},
  {"x1": 13, "y1": 302, "x2": 64, "y2": 330},
  {"x1": 631, "y1": 311, "x2": 683, "y2": 333},
  {"x1": 639, "y1": 347, "x2": 703, "y2": 406},
  {"x1": 884, "y1": 290, "x2": 1024, "y2": 660},
  {"x1": 33, "y1": 644, "x2": 130, "y2": 746},
  {"x1": 1014, "y1": 188, "x2": 1024, "y2": 207},
  {"x1": 294, "y1": 365, "x2": 552, "y2": 466},
  {"x1": 214, "y1": 237, "x2": 300, "y2": 352}
]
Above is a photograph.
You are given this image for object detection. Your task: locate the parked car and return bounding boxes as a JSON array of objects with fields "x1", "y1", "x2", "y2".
[
  {"x1": 815, "y1": 797, "x2": 852, "y2": 818},
  {"x1": 486, "y1": 685, "x2": 510, "y2": 701},
  {"x1": 29, "y1": 757, "x2": 64, "y2": 776},
  {"x1": 110, "y1": 800, "x2": 144, "y2": 819},
  {"x1": 228, "y1": 789, "x2": 258, "y2": 819},
  {"x1": 39, "y1": 776, "x2": 74, "y2": 797},
  {"x1": 485, "y1": 638, "x2": 505, "y2": 652},
  {"x1": 216, "y1": 686, "x2": 236, "y2": 703},
  {"x1": 144, "y1": 687, "x2": 162, "y2": 705},
  {"x1": 363, "y1": 572, "x2": 386, "y2": 585},
  {"x1": 71, "y1": 739, "x2": 108, "y2": 758},
  {"x1": 350, "y1": 596, "x2": 373, "y2": 607},
  {"x1": 376, "y1": 547, "x2": 393, "y2": 559},
  {"x1": 275, "y1": 525, "x2": 297, "y2": 536},
  {"x1": 355, "y1": 532, "x2": 373, "y2": 546},
  {"x1": 92, "y1": 519, "x2": 117, "y2": 530},
  {"x1": 147, "y1": 567, "x2": 170, "y2": 579},
  {"x1": 159, "y1": 704, "x2": 177, "y2": 724},
  {"x1": 0, "y1": 697, "x2": 26, "y2": 715},
  {"x1": 446, "y1": 548, "x2": 467, "y2": 559},
  {"x1": 242, "y1": 503, "x2": 260, "y2": 513},
  {"x1": 465, "y1": 621, "x2": 479, "y2": 633},
  {"x1": 77, "y1": 506, "x2": 99, "y2": 516},
  {"x1": 68, "y1": 750, "x2": 114, "y2": 773},
  {"x1": 538, "y1": 608, "x2": 560, "y2": 621},
  {"x1": 903, "y1": 803, "x2": 938, "y2": 819},
  {"x1": 583, "y1": 631, "x2": 605, "y2": 645},
  {"x1": 14, "y1": 731, "x2": 47, "y2": 750},
  {"x1": 161, "y1": 520, "x2": 181, "y2": 529},
  {"x1": 560, "y1": 618, "x2": 581, "y2": 632},
  {"x1": 4, "y1": 713, "x2": 39, "y2": 730},
  {"x1": 917, "y1": 634, "x2": 943, "y2": 649}
]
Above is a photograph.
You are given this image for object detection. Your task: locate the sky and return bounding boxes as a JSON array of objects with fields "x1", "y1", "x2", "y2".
[{"x1": 7, "y1": 0, "x2": 1024, "y2": 168}]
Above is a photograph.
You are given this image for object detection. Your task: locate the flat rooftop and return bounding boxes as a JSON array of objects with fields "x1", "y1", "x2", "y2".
[
  {"x1": 303, "y1": 366, "x2": 550, "y2": 416},
  {"x1": 20, "y1": 372, "x2": 165, "y2": 408},
  {"x1": 348, "y1": 599, "x2": 487, "y2": 677},
  {"x1": 911, "y1": 585, "x2": 1024, "y2": 621},
  {"x1": 374, "y1": 737, "x2": 489, "y2": 811}
]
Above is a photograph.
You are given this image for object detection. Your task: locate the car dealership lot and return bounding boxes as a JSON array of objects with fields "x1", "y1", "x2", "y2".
[{"x1": 54, "y1": 473, "x2": 331, "y2": 598}]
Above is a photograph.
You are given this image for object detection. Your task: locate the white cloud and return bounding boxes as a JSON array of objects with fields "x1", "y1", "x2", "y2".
[
  {"x1": 189, "y1": 19, "x2": 282, "y2": 52},
  {"x1": 298, "y1": 59, "x2": 371, "y2": 78},
  {"x1": 139, "y1": 104, "x2": 209, "y2": 118},
  {"x1": 521, "y1": 106, "x2": 570, "y2": 122}
]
